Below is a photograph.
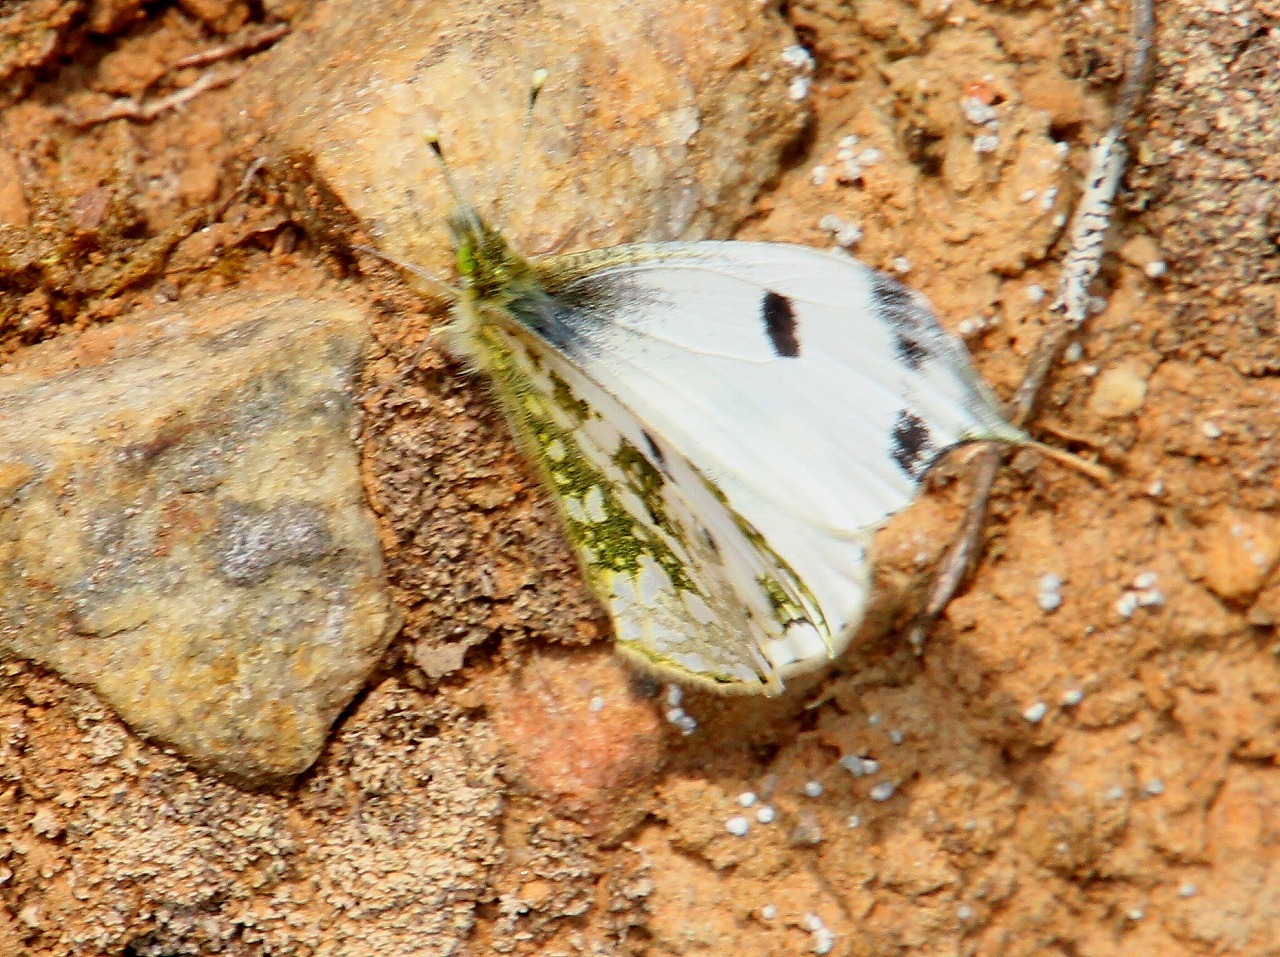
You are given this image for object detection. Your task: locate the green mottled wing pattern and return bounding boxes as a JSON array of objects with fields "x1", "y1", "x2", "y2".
[{"x1": 463, "y1": 314, "x2": 833, "y2": 694}]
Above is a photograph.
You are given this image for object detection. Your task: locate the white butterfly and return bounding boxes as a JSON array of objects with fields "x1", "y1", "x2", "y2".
[{"x1": 392, "y1": 79, "x2": 1027, "y2": 695}]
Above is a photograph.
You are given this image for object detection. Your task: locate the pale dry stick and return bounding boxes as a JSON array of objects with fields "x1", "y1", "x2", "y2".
[
  {"x1": 68, "y1": 64, "x2": 246, "y2": 128},
  {"x1": 907, "y1": 0, "x2": 1155, "y2": 651},
  {"x1": 170, "y1": 22, "x2": 290, "y2": 71}
]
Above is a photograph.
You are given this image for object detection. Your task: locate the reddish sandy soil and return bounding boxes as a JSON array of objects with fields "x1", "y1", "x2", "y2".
[{"x1": 1, "y1": 1, "x2": 1278, "y2": 956}]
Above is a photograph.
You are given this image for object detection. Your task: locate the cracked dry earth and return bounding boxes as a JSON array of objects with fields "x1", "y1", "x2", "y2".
[{"x1": 2, "y1": 0, "x2": 1279, "y2": 956}]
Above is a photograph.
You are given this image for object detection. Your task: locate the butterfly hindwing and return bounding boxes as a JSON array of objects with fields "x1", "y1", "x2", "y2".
[{"x1": 463, "y1": 312, "x2": 844, "y2": 692}]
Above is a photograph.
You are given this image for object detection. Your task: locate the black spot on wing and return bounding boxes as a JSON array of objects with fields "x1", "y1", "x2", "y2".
[
  {"x1": 870, "y1": 271, "x2": 936, "y2": 372},
  {"x1": 761, "y1": 291, "x2": 800, "y2": 358},
  {"x1": 890, "y1": 409, "x2": 935, "y2": 480},
  {"x1": 641, "y1": 430, "x2": 666, "y2": 469}
]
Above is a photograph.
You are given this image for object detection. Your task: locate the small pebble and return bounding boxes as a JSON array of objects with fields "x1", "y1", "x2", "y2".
[
  {"x1": 868, "y1": 713, "x2": 881, "y2": 726},
  {"x1": 1104, "y1": 785, "x2": 1126, "y2": 802},
  {"x1": 756, "y1": 805, "x2": 776, "y2": 824},
  {"x1": 1023, "y1": 701, "x2": 1048, "y2": 724},
  {"x1": 889, "y1": 728, "x2": 904, "y2": 745},
  {"x1": 781, "y1": 44, "x2": 815, "y2": 70},
  {"x1": 588, "y1": 695, "x2": 605, "y2": 713},
  {"x1": 1019, "y1": 188, "x2": 1039, "y2": 203},
  {"x1": 1143, "y1": 778, "x2": 1166, "y2": 796},
  {"x1": 1128, "y1": 908, "x2": 1144, "y2": 921},
  {"x1": 1115, "y1": 592, "x2": 1140, "y2": 618},
  {"x1": 802, "y1": 913, "x2": 824, "y2": 933},
  {"x1": 840, "y1": 755, "x2": 866, "y2": 776},
  {"x1": 738, "y1": 791, "x2": 757, "y2": 808},
  {"x1": 803, "y1": 781, "x2": 824, "y2": 798},
  {"x1": 725, "y1": 816, "x2": 750, "y2": 837},
  {"x1": 891, "y1": 256, "x2": 911, "y2": 274},
  {"x1": 676, "y1": 713, "x2": 698, "y2": 736},
  {"x1": 1133, "y1": 571, "x2": 1159, "y2": 590},
  {"x1": 1040, "y1": 186, "x2": 1060, "y2": 211},
  {"x1": 1027, "y1": 283, "x2": 1048, "y2": 304},
  {"x1": 869, "y1": 781, "x2": 896, "y2": 802},
  {"x1": 1147, "y1": 479, "x2": 1165, "y2": 497},
  {"x1": 664, "y1": 683, "x2": 683, "y2": 707},
  {"x1": 958, "y1": 904, "x2": 973, "y2": 920},
  {"x1": 1143, "y1": 260, "x2": 1167, "y2": 279},
  {"x1": 810, "y1": 164, "x2": 829, "y2": 186},
  {"x1": 1063, "y1": 341, "x2": 1083, "y2": 362},
  {"x1": 960, "y1": 97, "x2": 998, "y2": 125},
  {"x1": 1178, "y1": 883, "x2": 1197, "y2": 898},
  {"x1": 789, "y1": 77, "x2": 811, "y2": 101},
  {"x1": 846, "y1": 814, "x2": 861, "y2": 829},
  {"x1": 1137, "y1": 588, "x2": 1165, "y2": 608},
  {"x1": 664, "y1": 707, "x2": 684, "y2": 724},
  {"x1": 761, "y1": 904, "x2": 779, "y2": 920},
  {"x1": 973, "y1": 133, "x2": 1000, "y2": 154},
  {"x1": 1201, "y1": 420, "x2": 1223, "y2": 439},
  {"x1": 862, "y1": 758, "x2": 880, "y2": 776},
  {"x1": 1062, "y1": 688, "x2": 1085, "y2": 706},
  {"x1": 860, "y1": 147, "x2": 884, "y2": 165},
  {"x1": 813, "y1": 928, "x2": 836, "y2": 955},
  {"x1": 1037, "y1": 573, "x2": 1064, "y2": 612}
]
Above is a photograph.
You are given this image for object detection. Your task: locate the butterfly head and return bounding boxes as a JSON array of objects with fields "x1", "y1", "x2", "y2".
[{"x1": 448, "y1": 209, "x2": 534, "y2": 305}]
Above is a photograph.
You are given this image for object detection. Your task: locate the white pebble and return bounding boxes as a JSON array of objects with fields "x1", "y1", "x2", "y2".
[
  {"x1": 838, "y1": 133, "x2": 859, "y2": 149},
  {"x1": 761, "y1": 903, "x2": 779, "y2": 920},
  {"x1": 1133, "y1": 571, "x2": 1158, "y2": 590},
  {"x1": 1037, "y1": 573, "x2": 1064, "y2": 612},
  {"x1": 677, "y1": 713, "x2": 698, "y2": 736},
  {"x1": 889, "y1": 729, "x2": 904, "y2": 745},
  {"x1": 960, "y1": 97, "x2": 998, "y2": 125},
  {"x1": 756, "y1": 805, "x2": 776, "y2": 824},
  {"x1": 781, "y1": 45, "x2": 815, "y2": 70},
  {"x1": 846, "y1": 814, "x2": 861, "y2": 828},
  {"x1": 868, "y1": 713, "x2": 881, "y2": 726},
  {"x1": 870, "y1": 781, "x2": 896, "y2": 802},
  {"x1": 861, "y1": 758, "x2": 880, "y2": 776},
  {"x1": 738, "y1": 791, "x2": 757, "y2": 808},
  {"x1": 1062, "y1": 688, "x2": 1084, "y2": 706},
  {"x1": 664, "y1": 683, "x2": 683, "y2": 707},
  {"x1": 803, "y1": 781, "x2": 824, "y2": 798},
  {"x1": 1137, "y1": 588, "x2": 1165, "y2": 608},
  {"x1": 1115, "y1": 592, "x2": 1140, "y2": 618},
  {"x1": 818, "y1": 213, "x2": 862, "y2": 248},
  {"x1": 891, "y1": 256, "x2": 911, "y2": 274},
  {"x1": 840, "y1": 755, "x2": 865, "y2": 776},
  {"x1": 973, "y1": 133, "x2": 1000, "y2": 154},
  {"x1": 664, "y1": 707, "x2": 684, "y2": 724},
  {"x1": 813, "y1": 928, "x2": 836, "y2": 955},
  {"x1": 1143, "y1": 778, "x2": 1166, "y2": 796},
  {"x1": 810, "y1": 164, "x2": 829, "y2": 186},
  {"x1": 1019, "y1": 188, "x2": 1039, "y2": 203},
  {"x1": 1128, "y1": 908, "x2": 1144, "y2": 921},
  {"x1": 1147, "y1": 479, "x2": 1165, "y2": 497},
  {"x1": 860, "y1": 147, "x2": 884, "y2": 165},
  {"x1": 1063, "y1": 341, "x2": 1083, "y2": 362},
  {"x1": 1201, "y1": 420, "x2": 1223, "y2": 439},
  {"x1": 1143, "y1": 260, "x2": 1167, "y2": 278},
  {"x1": 1178, "y1": 883, "x2": 1197, "y2": 898},
  {"x1": 1040, "y1": 186, "x2": 1060, "y2": 211},
  {"x1": 725, "y1": 816, "x2": 750, "y2": 837},
  {"x1": 958, "y1": 904, "x2": 973, "y2": 920},
  {"x1": 789, "y1": 77, "x2": 811, "y2": 101},
  {"x1": 1104, "y1": 785, "x2": 1126, "y2": 802},
  {"x1": 1023, "y1": 701, "x2": 1048, "y2": 724},
  {"x1": 802, "y1": 913, "x2": 824, "y2": 932},
  {"x1": 1026, "y1": 283, "x2": 1048, "y2": 304}
]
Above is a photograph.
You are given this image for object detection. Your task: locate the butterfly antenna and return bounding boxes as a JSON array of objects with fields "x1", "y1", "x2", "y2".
[
  {"x1": 495, "y1": 67, "x2": 549, "y2": 231},
  {"x1": 423, "y1": 130, "x2": 484, "y2": 235}
]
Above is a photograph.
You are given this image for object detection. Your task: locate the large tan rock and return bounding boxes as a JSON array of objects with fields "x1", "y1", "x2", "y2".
[{"x1": 0, "y1": 293, "x2": 396, "y2": 784}]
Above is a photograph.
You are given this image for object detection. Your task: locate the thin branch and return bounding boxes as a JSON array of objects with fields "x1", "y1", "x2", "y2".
[
  {"x1": 906, "y1": 0, "x2": 1155, "y2": 652},
  {"x1": 67, "y1": 65, "x2": 245, "y2": 128},
  {"x1": 170, "y1": 23, "x2": 289, "y2": 71}
]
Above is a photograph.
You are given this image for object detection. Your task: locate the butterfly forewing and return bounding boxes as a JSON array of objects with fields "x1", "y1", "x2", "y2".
[
  {"x1": 465, "y1": 312, "x2": 838, "y2": 691},
  {"x1": 531, "y1": 241, "x2": 1019, "y2": 641}
]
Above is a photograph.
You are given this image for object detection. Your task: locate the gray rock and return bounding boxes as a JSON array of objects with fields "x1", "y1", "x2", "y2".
[{"x1": 0, "y1": 293, "x2": 396, "y2": 784}]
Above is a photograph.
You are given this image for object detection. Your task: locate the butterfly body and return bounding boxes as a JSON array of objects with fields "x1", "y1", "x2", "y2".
[{"x1": 443, "y1": 209, "x2": 1022, "y2": 694}]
